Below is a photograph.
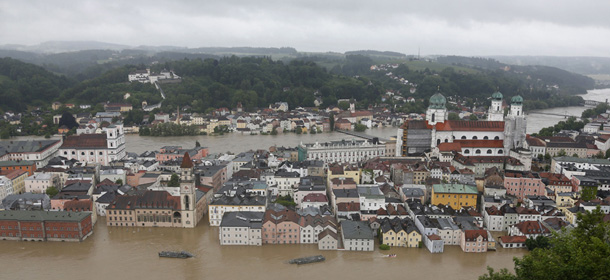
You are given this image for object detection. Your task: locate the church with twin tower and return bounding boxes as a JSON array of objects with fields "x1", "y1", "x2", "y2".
[{"x1": 396, "y1": 90, "x2": 528, "y2": 158}]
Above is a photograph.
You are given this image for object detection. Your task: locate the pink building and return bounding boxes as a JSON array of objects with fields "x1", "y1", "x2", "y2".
[
  {"x1": 504, "y1": 171, "x2": 546, "y2": 200},
  {"x1": 262, "y1": 207, "x2": 301, "y2": 244},
  {"x1": 155, "y1": 146, "x2": 208, "y2": 163},
  {"x1": 460, "y1": 229, "x2": 490, "y2": 253}
]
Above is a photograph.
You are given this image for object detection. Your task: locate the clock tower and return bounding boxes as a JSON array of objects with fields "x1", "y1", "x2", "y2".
[{"x1": 179, "y1": 152, "x2": 196, "y2": 228}]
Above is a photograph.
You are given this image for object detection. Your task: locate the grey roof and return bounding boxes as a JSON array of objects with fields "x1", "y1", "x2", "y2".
[
  {"x1": 333, "y1": 189, "x2": 360, "y2": 198},
  {"x1": 96, "y1": 192, "x2": 116, "y2": 203},
  {"x1": 357, "y1": 186, "x2": 384, "y2": 198},
  {"x1": 219, "y1": 211, "x2": 263, "y2": 228},
  {"x1": 0, "y1": 210, "x2": 90, "y2": 222},
  {"x1": 0, "y1": 139, "x2": 61, "y2": 154},
  {"x1": 436, "y1": 217, "x2": 460, "y2": 230},
  {"x1": 402, "y1": 187, "x2": 425, "y2": 197},
  {"x1": 195, "y1": 189, "x2": 206, "y2": 202},
  {"x1": 553, "y1": 156, "x2": 610, "y2": 165},
  {"x1": 341, "y1": 220, "x2": 374, "y2": 240},
  {"x1": 62, "y1": 182, "x2": 92, "y2": 192},
  {"x1": 2, "y1": 193, "x2": 50, "y2": 210}
]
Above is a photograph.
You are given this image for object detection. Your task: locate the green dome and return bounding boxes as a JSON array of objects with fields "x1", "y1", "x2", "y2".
[
  {"x1": 491, "y1": 91, "x2": 503, "y2": 100},
  {"x1": 511, "y1": 95, "x2": 523, "y2": 104},
  {"x1": 429, "y1": 93, "x2": 446, "y2": 109}
]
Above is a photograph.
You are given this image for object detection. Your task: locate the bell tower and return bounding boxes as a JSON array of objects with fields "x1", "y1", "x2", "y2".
[
  {"x1": 179, "y1": 152, "x2": 196, "y2": 227},
  {"x1": 426, "y1": 91, "x2": 448, "y2": 126},
  {"x1": 487, "y1": 91, "x2": 504, "y2": 121}
]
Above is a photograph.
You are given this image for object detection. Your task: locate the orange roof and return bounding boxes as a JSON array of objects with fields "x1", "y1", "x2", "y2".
[
  {"x1": 437, "y1": 142, "x2": 462, "y2": 152},
  {"x1": 499, "y1": 235, "x2": 527, "y2": 244},
  {"x1": 61, "y1": 134, "x2": 107, "y2": 149},
  {"x1": 431, "y1": 120, "x2": 505, "y2": 132},
  {"x1": 453, "y1": 140, "x2": 504, "y2": 148},
  {"x1": 180, "y1": 152, "x2": 193, "y2": 168},
  {"x1": 464, "y1": 229, "x2": 488, "y2": 241}
]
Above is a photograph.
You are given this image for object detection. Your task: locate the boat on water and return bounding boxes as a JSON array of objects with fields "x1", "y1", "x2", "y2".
[
  {"x1": 384, "y1": 254, "x2": 397, "y2": 258},
  {"x1": 288, "y1": 255, "x2": 325, "y2": 265},
  {"x1": 158, "y1": 251, "x2": 194, "y2": 259}
]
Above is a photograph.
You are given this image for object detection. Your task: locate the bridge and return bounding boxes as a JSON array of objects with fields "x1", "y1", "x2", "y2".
[
  {"x1": 335, "y1": 129, "x2": 390, "y2": 142},
  {"x1": 527, "y1": 112, "x2": 581, "y2": 118},
  {"x1": 584, "y1": 99, "x2": 608, "y2": 107}
]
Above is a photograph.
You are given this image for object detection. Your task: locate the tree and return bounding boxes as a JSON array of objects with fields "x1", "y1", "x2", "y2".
[
  {"x1": 524, "y1": 235, "x2": 550, "y2": 251},
  {"x1": 480, "y1": 207, "x2": 610, "y2": 280},
  {"x1": 115, "y1": 179, "x2": 123, "y2": 185},
  {"x1": 329, "y1": 112, "x2": 335, "y2": 131},
  {"x1": 58, "y1": 112, "x2": 78, "y2": 130},
  {"x1": 46, "y1": 186, "x2": 59, "y2": 198},
  {"x1": 354, "y1": 123, "x2": 367, "y2": 132},
  {"x1": 469, "y1": 114, "x2": 479, "y2": 121},
  {"x1": 557, "y1": 149, "x2": 567, "y2": 157},
  {"x1": 168, "y1": 173, "x2": 180, "y2": 187},
  {"x1": 581, "y1": 185, "x2": 598, "y2": 201},
  {"x1": 448, "y1": 112, "x2": 460, "y2": 120}
]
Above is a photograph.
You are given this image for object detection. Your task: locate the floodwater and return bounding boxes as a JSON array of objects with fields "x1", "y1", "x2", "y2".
[
  {"x1": 0, "y1": 218, "x2": 525, "y2": 280},
  {"x1": 125, "y1": 127, "x2": 399, "y2": 155}
]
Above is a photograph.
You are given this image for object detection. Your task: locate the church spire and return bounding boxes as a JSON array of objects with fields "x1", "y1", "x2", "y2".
[{"x1": 180, "y1": 152, "x2": 193, "y2": 168}]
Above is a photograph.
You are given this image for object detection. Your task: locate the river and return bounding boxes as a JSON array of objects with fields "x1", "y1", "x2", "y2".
[
  {"x1": 124, "y1": 127, "x2": 399, "y2": 155},
  {"x1": 0, "y1": 217, "x2": 525, "y2": 280},
  {"x1": 526, "y1": 88, "x2": 610, "y2": 134}
]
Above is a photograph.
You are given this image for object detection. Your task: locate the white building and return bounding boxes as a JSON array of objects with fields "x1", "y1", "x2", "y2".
[
  {"x1": 357, "y1": 185, "x2": 385, "y2": 212},
  {"x1": 0, "y1": 139, "x2": 62, "y2": 168},
  {"x1": 340, "y1": 220, "x2": 374, "y2": 251},
  {"x1": 0, "y1": 176, "x2": 13, "y2": 202},
  {"x1": 58, "y1": 124, "x2": 126, "y2": 165},
  {"x1": 219, "y1": 212, "x2": 263, "y2": 246},
  {"x1": 25, "y1": 173, "x2": 57, "y2": 194},
  {"x1": 299, "y1": 139, "x2": 386, "y2": 164}
]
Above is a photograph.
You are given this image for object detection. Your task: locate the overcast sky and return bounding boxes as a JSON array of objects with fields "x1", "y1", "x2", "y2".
[{"x1": 2, "y1": 0, "x2": 609, "y2": 56}]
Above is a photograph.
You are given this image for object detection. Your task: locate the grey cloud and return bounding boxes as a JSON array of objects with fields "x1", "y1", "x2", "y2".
[{"x1": 1, "y1": 0, "x2": 609, "y2": 56}]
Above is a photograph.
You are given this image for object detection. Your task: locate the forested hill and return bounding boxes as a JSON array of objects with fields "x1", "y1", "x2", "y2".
[
  {"x1": 436, "y1": 56, "x2": 595, "y2": 92},
  {"x1": 0, "y1": 53, "x2": 595, "y2": 114},
  {"x1": 0, "y1": 58, "x2": 74, "y2": 111}
]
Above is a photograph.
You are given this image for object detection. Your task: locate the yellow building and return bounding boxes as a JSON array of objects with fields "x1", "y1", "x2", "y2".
[
  {"x1": 555, "y1": 192, "x2": 578, "y2": 210},
  {"x1": 431, "y1": 183, "x2": 478, "y2": 210},
  {"x1": 0, "y1": 170, "x2": 28, "y2": 194},
  {"x1": 380, "y1": 219, "x2": 422, "y2": 248},
  {"x1": 327, "y1": 164, "x2": 360, "y2": 186}
]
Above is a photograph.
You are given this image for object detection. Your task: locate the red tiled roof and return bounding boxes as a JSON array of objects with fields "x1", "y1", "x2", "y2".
[
  {"x1": 499, "y1": 235, "x2": 527, "y2": 244},
  {"x1": 464, "y1": 229, "x2": 488, "y2": 241},
  {"x1": 437, "y1": 142, "x2": 462, "y2": 152},
  {"x1": 431, "y1": 120, "x2": 505, "y2": 132},
  {"x1": 453, "y1": 140, "x2": 504, "y2": 148},
  {"x1": 337, "y1": 202, "x2": 360, "y2": 212},
  {"x1": 180, "y1": 152, "x2": 193, "y2": 168},
  {"x1": 515, "y1": 221, "x2": 550, "y2": 235},
  {"x1": 61, "y1": 134, "x2": 107, "y2": 149},
  {"x1": 428, "y1": 234, "x2": 442, "y2": 240},
  {"x1": 64, "y1": 199, "x2": 93, "y2": 211},
  {"x1": 0, "y1": 169, "x2": 28, "y2": 179},
  {"x1": 303, "y1": 193, "x2": 328, "y2": 203}
]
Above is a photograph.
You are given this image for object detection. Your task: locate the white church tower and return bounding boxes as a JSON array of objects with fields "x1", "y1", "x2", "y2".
[
  {"x1": 426, "y1": 92, "x2": 448, "y2": 126},
  {"x1": 179, "y1": 152, "x2": 197, "y2": 228},
  {"x1": 487, "y1": 91, "x2": 504, "y2": 121},
  {"x1": 504, "y1": 95, "x2": 527, "y2": 151}
]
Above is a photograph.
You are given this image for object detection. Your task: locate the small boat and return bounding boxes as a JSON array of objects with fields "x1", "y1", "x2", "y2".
[
  {"x1": 384, "y1": 254, "x2": 397, "y2": 258},
  {"x1": 288, "y1": 255, "x2": 325, "y2": 265},
  {"x1": 158, "y1": 251, "x2": 194, "y2": 259}
]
